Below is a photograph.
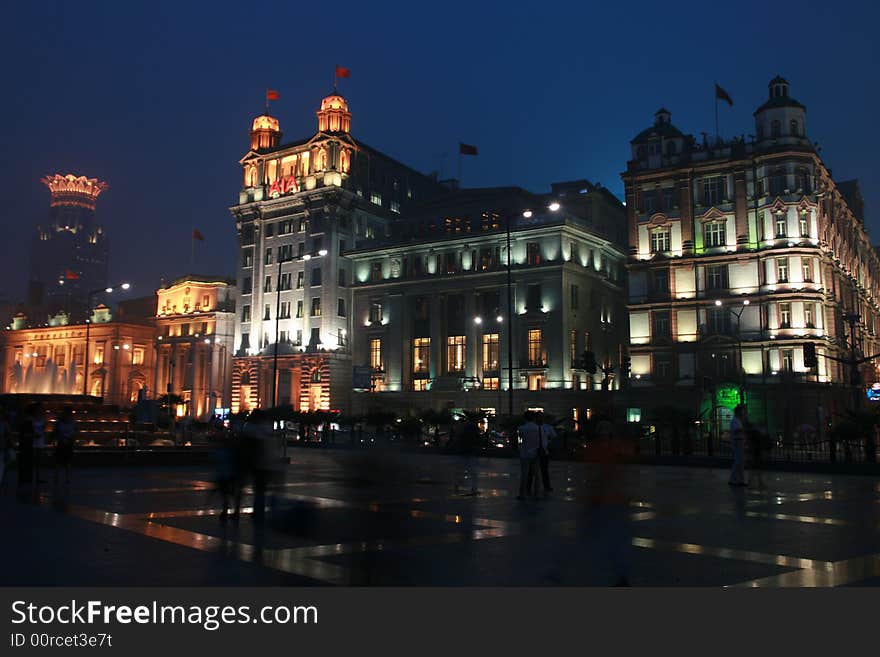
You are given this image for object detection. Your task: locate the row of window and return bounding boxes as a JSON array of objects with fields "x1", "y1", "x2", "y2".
[
  {"x1": 650, "y1": 213, "x2": 812, "y2": 254},
  {"x1": 646, "y1": 302, "x2": 818, "y2": 339},
  {"x1": 17, "y1": 344, "x2": 146, "y2": 367},
  {"x1": 241, "y1": 298, "x2": 346, "y2": 322},
  {"x1": 640, "y1": 169, "x2": 812, "y2": 214}
]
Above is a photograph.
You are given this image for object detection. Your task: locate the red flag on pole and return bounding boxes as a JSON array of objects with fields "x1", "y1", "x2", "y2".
[
  {"x1": 335, "y1": 66, "x2": 350, "y2": 79},
  {"x1": 459, "y1": 142, "x2": 478, "y2": 156},
  {"x1": 266, "y1": 89, "x2": 280, "y2": 101},
  {"x1": 64, "y1": 269, "x2": 80, "y2": 280},
  {"x1": 193, "y1": 229, "x2": 204, "y2": 241},
  {"x1": 714, "y1": 83, "x2": 733, "y2": 106}
]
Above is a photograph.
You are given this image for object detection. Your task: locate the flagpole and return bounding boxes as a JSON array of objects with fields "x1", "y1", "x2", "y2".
[
  {"x1": 191, "y1": 228, "x2": 195, "y2": 269},
  {"x1": 458, "y1": 151, "x2": 462, "y2": 187},
  {"x1": 265, "y1": 86, "x2": 269, "y2": 114},
  {"x1": 714, "y1": 82, "x2": 719, "y2": 144}
]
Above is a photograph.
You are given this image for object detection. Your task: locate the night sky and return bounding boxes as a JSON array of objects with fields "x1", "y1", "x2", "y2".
[{"x1": 1, "y1": 0, "x2": 877, "y2": 306}]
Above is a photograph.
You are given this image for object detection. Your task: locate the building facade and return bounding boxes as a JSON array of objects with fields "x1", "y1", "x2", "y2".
[
  {"x1": 153, "y1": 276, "x2": 236, "y2": 420},
  {"x1": 29, "y1": 174, "x2": 110, "y2": 323},
  {"x1": 348, "y1": 186, "x2": 628, "y2": 420},
  {"x1": 229, "y1": 91, "x2": 446, "y2": 413},
  {"x1": 2, "y1": 308, "x2": 155, "y2": 406},
  {"x1": 622, "y1": 77, "x2": 880, "y2": 435}
]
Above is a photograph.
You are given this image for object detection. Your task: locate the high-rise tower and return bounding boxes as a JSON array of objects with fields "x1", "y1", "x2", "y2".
[{"x1": 29, "y1": 173, "x2": 110, "y2": 323}]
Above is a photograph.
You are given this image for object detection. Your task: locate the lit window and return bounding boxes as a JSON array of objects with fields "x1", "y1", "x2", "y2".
[
  {"x1": 482, "y1": 333, "x2": 499, "y2": 371},
  {"x1": 704, "y1": 221, "x2": 725, "y2": 247},
  {"x1": 446, "y1": 336, "x2": 466, "y2": 373},
  {"x1": 799, "y1": 213, "x2": 809, "y2": 237},
  {"x1": 776, "y1": 214, "x2": 787, "y2": 237},
  {"x1": 650, "y1": 228, "x2": 670, "y2": 253},
  {"x1": 370, "y1": 192, "x2": 382, "y2": 206},
  {"x1": 413, "y1": 378, "x2": 429, "y2": 391},
  {"x1": 483, "y1": 377, "x2": 499, "y2": 390},
  {"x1": 777, "y1": 258, "x2": 789, "y2": 283},
  {"x1": 370, "y1": 338, "x2": 383, "y2": 370},
  {"x1": 412, "y1": 338, "x2": 430, "y2": 374},
  {"x1": 779, "y1": 302, "x2": 792, "y2": 328},
  {"x1": 528, "y1": 329, "x2": 544, "y2": 367},
  {"x1": 802, "y1": 260, "x2": 813, "y2": 282},
  {"x1": 527, "y1": 243, "x2": 541, "y2": 265},
  {"x1": 310, "y1": 298, "x2": 321, "y2": 317},
  {"x1": 390, "y1": 201, "x2": 401, "y2": 213}
]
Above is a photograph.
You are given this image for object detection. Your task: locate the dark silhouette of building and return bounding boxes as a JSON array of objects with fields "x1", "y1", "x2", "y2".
[{"x1": 28, "y1": 174, "x2": 110, "y2": 325}]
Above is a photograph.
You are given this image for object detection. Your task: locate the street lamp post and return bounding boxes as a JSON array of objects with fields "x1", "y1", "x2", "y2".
[
  {"x1": 271, "y1": 248, "x2": 327, "y2": 409},
  {"x1": 714, "y1": 298, "x2": 750, "y2": 404},
  {"x1": 504, "y1": 203, "x2": 560, "y2": 422},
  {"x1": 82, "y1": 283, "x2": 130, "y2": 396}
]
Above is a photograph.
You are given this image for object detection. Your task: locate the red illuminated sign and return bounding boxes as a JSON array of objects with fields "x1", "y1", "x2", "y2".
[{"x1": 268, "y1": 174, "x2": 299, "y2": 197}]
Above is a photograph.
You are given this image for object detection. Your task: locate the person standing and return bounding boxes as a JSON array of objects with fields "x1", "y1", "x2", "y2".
[
  {"x1": 0, "y1": 408, "x2": 10, "y2": 487},
  {"x1": 32, "y1": 403, "x2": 47, "y2": 484},
  {"x1": 536, "y1": 412, "x2": 556, "y2": 494},
  {"x1": 728, "y1": 404, "x2": 747, "y2": 486},
  {"x1": 53, "y1": 407, "x2": 76, "y2": 485},
  {"x1": 16, "y1": 405, "x2": 36, "y2": 487},
  {"x1": 516, "y1": 411, "x2": 541, "y2": 500}
]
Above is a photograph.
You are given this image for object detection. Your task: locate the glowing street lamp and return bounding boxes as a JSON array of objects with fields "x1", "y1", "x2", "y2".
[{"x1": 83, "y1": 282, "x2": 131, "y2": 396}]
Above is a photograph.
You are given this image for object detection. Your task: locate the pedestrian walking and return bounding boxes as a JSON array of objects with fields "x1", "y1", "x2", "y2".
[
  {"x1": 536, "y1": 412, "x2": 556, "y2": 493},
  {"x1": 728, "y1": 404, "x2": 747, "y2": 486},
  {"x1": 516, "y1": 411, "x2": 542, "y2": 500},
  {"x1": 53, "y1": 407, "x2": 76, "y2": 485}
]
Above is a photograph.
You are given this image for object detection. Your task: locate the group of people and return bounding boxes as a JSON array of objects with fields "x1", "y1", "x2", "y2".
[
  {"x1": 213, "y1": 409, "x2": 281, "y2": 522},
  {"x1": 0, "y1": 403, "x2": 77, "y2": 487},
  {"x1": 516, "y1": 411, "x2": 557, "y2": 500}
]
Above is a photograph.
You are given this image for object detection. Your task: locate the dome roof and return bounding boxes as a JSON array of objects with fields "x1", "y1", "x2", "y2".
[
  {"x1": 320, "y1": 93, "x2": 349, "y2": 112},
  {"x1": 251, "y1": 114, "x2": 280, "y2": 132},
  {"x1": 632, "y1": 122, "x2": 683, "y2": 143}
]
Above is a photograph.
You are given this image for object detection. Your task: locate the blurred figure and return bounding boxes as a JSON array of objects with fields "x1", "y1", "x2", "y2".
[
  {"x1": 454, "y1": 417, "x2": 480, "y2": 496},
  {"x1": 0, "y1": 408, "x2": 10, "y2": 487},
  {"x1": 536, "y1": 412, "x2": 556, "y2": 494},
  {"x1": 517, "y1": 410, "x2": 541, "y2": 500},
  {"x1": 32, "y1": 403, "x2": 47, "y2": 484},
  {"x1": 213, "y1": 430, "x2": 238, "y2": 521},
  {"x1": 728, "y1": 404, "x2": 747, "y2": 487},
  {"x1": 16, "y1": 405, "x2": 36, "y2": 486},
  {"x1": 240, "y1": 410, "x2": 279, "y2": 523},
  {"x1": 584, "y1": 418, "x2": 633, "y2": 586},
  {"x1": 748, "y1": 420, "x2": 766, "y2": 489},
  {"x1": 53, "y1": 407, "x2": 76, "y2": 485}
]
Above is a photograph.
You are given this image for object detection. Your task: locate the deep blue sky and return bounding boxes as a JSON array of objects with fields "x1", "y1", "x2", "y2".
[{"x1": 1, "y1": 0, "x2": 877, "y2": 304}]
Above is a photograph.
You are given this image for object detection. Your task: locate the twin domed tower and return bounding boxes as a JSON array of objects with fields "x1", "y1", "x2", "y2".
[{"x1": 249, "y1": 91, "x2": 352, "y2": 152}]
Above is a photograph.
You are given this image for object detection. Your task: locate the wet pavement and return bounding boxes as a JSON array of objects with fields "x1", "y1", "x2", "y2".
[{"x1": 2, "y1": 450, "x2": 879, "y2": 586}]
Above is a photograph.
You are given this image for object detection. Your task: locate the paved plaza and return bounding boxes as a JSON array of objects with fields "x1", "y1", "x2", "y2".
[{"x1": 2, "y1": 449, "x2": 880, "y2": 586}]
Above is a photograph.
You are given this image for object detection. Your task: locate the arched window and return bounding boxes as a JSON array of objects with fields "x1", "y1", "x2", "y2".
[
  {"x1": 316, "y1": 148, "x2": 328, "y2": 171},
  {"x1": 340, "y1": 149, "x2": 350, "y2": 173},
  {"x1": 771, "y1": 120, "x2": 781, "y2": 138},
  {"x1": 790, "y1": 120, "x2": 799, "y2": 136}
]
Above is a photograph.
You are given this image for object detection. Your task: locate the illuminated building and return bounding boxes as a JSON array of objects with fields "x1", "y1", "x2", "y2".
[
  {"x1": 153, "y1": 276, "x2": 236, "y2": 419},
  {"x1": 622, "y1": 76, "x2": 880, "y2": 434},
  {"x1": 347, "y1": 184, "x2": 628, "y2": 419},
  {"x1": 230, "y1": 90, "x2": 446, "y2": 413},
  {"x1": 2, "y1": 306, "x2": 155, "y2": 404},
  {"x1": 29, "y1": 174, "x2": 110, "y2": 323}
]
